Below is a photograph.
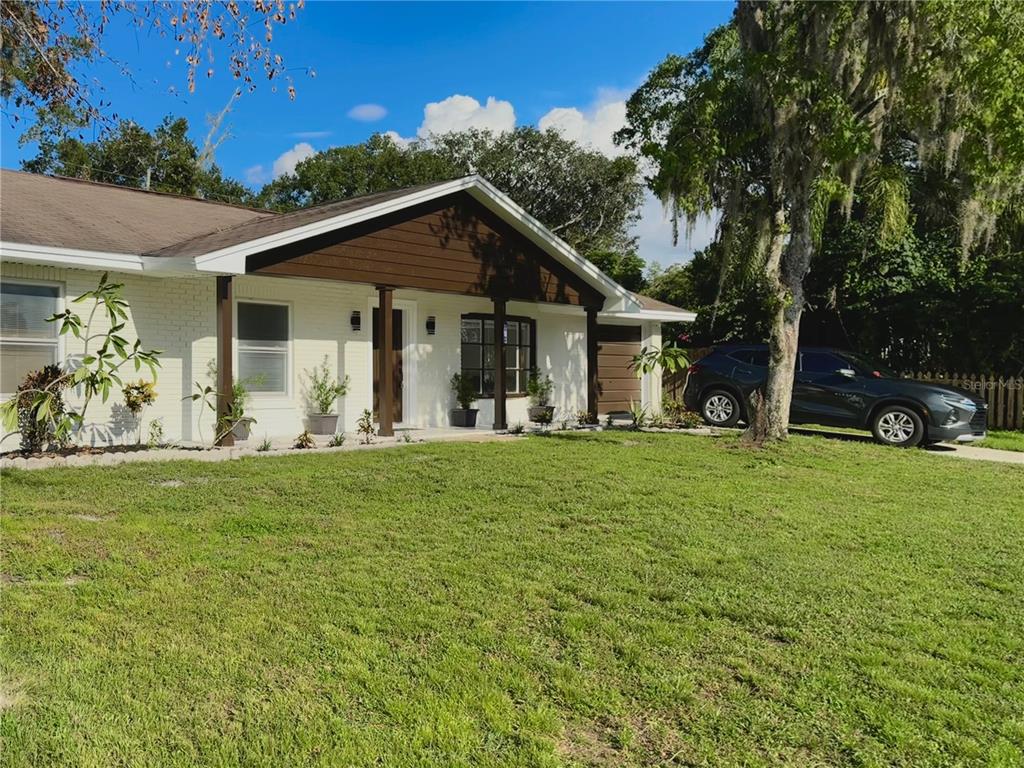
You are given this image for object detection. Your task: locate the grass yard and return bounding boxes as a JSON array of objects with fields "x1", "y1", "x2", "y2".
[
  {"x1": 2, "y1": 432, "x2": 1022, "y2": 767},
  {"x1": 977, "y1": 430, "x2": 1024, "y2": 453}
]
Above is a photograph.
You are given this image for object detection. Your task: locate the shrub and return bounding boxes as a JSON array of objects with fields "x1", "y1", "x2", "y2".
[
  {"x1": 147, "y1": 418, "x2": 166, "y2": 449},
  {"x1": 122, "y1": 380, "x2": 156, "y2": 417},
  {"x1": 293, "y1": 430, "x2": 316, "y2": 449},
  {"x1": 14, "y1": 365, "x2": 69, "y2": 453},
  {"x1": 508, "y1": 422, "x2": 525, "y2": 434},
  {"x1": 304, "y1": 356, "x2": 349, "y2": 414},
  {"x1": 526, "y1": 370, "x2": 553, "y2": 407},
  {"x1": 356, "y1": 409, "x2": 375, "y2": 444},
  {"x1": 663, "y1": 398, "x2": 703, "y2": 428},
  {"x1": 449, "y1": 373, "x2": 478, "y2": 410},
  {"x1": 327, "y1": 432, "x2": 346, "y2": 447}
]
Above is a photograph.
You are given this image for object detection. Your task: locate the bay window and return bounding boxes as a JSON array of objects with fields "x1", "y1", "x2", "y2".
[
  {"x1": 237, "y1": 301, "x2": 290, "y2": 394},
  {"x1": 460, "y1": 314, "x2": 534, "y2": 395},
  {"x1": 1, "y1": 281, "x2": 61, "y2": 394}
]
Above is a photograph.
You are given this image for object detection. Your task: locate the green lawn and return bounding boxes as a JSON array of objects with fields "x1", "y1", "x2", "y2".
[
  {"x1": 977, "y1": 429, "x2": 1024, "y2": 452},
  {"x1": 2, "y1": 432, "x2": 1022, "y2": 767}
]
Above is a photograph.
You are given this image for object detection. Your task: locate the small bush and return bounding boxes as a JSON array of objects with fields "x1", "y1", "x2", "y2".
[
  {"x1": 15, "y1": 365, "x2": 69, "y2": 453},
  {"x1": 663, "y1": 398, "x2": 702, "y2": 428},
  {"x1": 294, "y1": 430, "x2": 316, "y2": 449},
  {"x1": 256, "y1": 436, "x2": 273, "y2": 452},
  {"x1": 327, "y1": 432, "x2": 346, "y2": 447},
  {"x1": 356, "y1": 409, "x2": 375, "y2": 444},
  {"x1": 147, "y1": 418, "x2": 166, "y2": 449},
  {"x1": 508, "y1": 422, "x2": 525, "y2": 434}
]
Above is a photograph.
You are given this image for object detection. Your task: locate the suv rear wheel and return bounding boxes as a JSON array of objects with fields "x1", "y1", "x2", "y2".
[
  {"x1": 701, "y1": 390, "x2": 741, "y2": 427},
  {"x1": 871, "y1": 405, "x2": 924, "y2": 448}
]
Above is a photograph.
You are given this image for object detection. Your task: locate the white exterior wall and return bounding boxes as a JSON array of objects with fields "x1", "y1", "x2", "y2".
[
  {"x1": 0, "y1": 262, "x2": 216, "y2": 451},
  {"x1": 1, "y1": 265, "x2": 600, "y2": 447}
]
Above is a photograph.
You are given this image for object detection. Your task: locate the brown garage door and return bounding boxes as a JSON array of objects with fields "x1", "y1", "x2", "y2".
[{"x1": 597, "y1": 324, "x2": 642, "y2": 414}]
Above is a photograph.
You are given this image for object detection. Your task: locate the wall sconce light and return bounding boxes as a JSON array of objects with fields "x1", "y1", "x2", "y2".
[
  {"x1": 426, "y1": 316, "x2": 436, "y2": 336},
  {"x1": 350, "y1": 310, "x2": 361, "y2": 332}
]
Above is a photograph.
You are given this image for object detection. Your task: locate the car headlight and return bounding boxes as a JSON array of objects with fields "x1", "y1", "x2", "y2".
[{"x1": 940, "y1": 394, "x2": 976, "y2": 411}]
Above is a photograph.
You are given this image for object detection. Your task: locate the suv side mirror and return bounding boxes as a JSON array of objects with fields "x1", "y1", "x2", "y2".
[{"x1": 837, "y1": 368, "x2": 857, "y2": 378}]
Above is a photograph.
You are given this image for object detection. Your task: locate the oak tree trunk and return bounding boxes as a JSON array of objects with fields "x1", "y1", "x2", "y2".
[{"x1": 745, "y1": 164, "x2": 817, "y2": 445}]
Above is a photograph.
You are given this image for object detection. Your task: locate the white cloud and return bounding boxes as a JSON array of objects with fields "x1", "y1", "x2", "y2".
[
  {"x1": 245, "y1": 164, "x2": 268, "y2": 186},
  {"x1": 539, "y1": 91, "x2": 628, "y2": 157},
  {"x1": 383, "y1": 130, "x2": 413, "y2": 149},
  {"x1": 417, "y1": 95, "x2": 516, "y2": 139},
  {"x1": 347, "y1": 104, "x2": 388, "y2": 122},
  {"x1": 632, "y1": 191, "x2": 719, "y2": 267},
  {"x1": 272, "y1": 142, "x2": 316, "y2": 178}
]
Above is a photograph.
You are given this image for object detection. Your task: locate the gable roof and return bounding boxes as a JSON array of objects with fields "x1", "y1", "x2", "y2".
[
  {"x1": 0, "y1": 170, "x2": 694, "y2": 319},
  {"x1": 0, "y1": 169, "x2": 270, "y2": 255}
]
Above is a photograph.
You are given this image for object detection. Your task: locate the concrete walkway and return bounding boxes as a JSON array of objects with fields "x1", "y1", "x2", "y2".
[{"x1": 922, "y1": 442, "x2": 1024, "y2": 465}]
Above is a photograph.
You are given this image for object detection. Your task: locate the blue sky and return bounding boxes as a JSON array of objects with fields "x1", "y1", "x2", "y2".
[{"x1": 1, "y1": 2, "x2": 733, "y2": 265}]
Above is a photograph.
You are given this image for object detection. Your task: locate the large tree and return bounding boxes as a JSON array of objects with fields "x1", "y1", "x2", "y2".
[
  {"x1": 23, "y1": 115, "x2": 250, "y2": 204},
  {"x1": 619, "y1": 1, "x2": 1024, "y2": 442},
  {"x1": 259, "y1": 128, "x2": 645, "y2": 258}
]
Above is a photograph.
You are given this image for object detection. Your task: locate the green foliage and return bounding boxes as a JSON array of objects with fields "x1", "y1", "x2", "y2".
[
  {"x1": 449, "y1": 373, "x2": 478, "y2": 411},
  {"x1": 122, "y1": 380, "x2": 157, "y2": 418},
  {"x1": 327, "y1": 432, "x2": 347, "y2": 448},
  {"x1": 630, "y1": 345, "x2": 689, "y2": 377},
  {"x1": 256, "y1": 436, "x2": 273, "y2": 452},
  {"x1": 618, "y1": 2, "x2": 1024, "y2": 437},
  {"x1": 23, "y1": 116, "x2": 250, "y2": 204},
  {"x1": 628, "y1": 400, "x2": 648, "y2": 429},
  {"x1": 304, "y1": 356, "x2": 349, "y2": 415},
  {"x1": 0, "y1": 272, "x2": 162, "y2": 447},
  {"x1": 293, "y1": 430, "x2": 316, "y2": 450},
  {"x1": 356, "y1": 409, "x2": 375, "y2": 445},
  {"x1": 525, "y1": 370, "x2": 553, "y2": 407},
  {"x1": 146, "y1": 418, "x2": 166, "y2": 450},
  {"x1": 12, "y1": 365, "x2": 69, "y2": 453},
  {"x1": 259, "y1": 128, "x2": 644, "y2": 257},
  {"x1": 663, "y1": 399, "x2": 703, "y2": 428},
  {"x1": 586, "y1": 250, "x2": 648, "y2": 292},
  {"x1": 508, "y1": 422, "x2": 525, "y2": 434}
]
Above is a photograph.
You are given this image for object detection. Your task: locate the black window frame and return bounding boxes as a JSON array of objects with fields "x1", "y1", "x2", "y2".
[{"x1": 460, "y1": 313, "x2": 536, "y2": 397}]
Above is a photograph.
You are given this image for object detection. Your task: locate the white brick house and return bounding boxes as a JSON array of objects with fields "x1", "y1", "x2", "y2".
[{"x1": 0, "y1": 170, "x2": 693, "y2": 448}]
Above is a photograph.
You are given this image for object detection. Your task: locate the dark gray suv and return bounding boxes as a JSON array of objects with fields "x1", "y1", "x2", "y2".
[{"x1": 682, "y1": 345, "x2": 988, "y2": 447}]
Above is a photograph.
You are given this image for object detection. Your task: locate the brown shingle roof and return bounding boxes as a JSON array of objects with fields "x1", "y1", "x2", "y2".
[
  {"x1": 146, "y1": 180, "x2": 459, "y2": 258},
  {"x1": 633, "y1": 292, "x2": 687, "y2": 313},
  {"x1": 0, "y1": 169, "x2": 271, "y2": 255}
]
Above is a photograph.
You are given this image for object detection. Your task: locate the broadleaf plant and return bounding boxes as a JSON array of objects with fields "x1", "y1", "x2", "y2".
[{"x1": 0, "y1": 273, "x2": 162, "y2": 446}]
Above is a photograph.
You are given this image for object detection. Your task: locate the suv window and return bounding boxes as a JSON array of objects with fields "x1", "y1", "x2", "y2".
[
  {"x1": 728, "y1": 349, "x2": 769, "y2": 367},
  {"x1": 800, "y1": 352, "x2": 847, "y2": 374}
]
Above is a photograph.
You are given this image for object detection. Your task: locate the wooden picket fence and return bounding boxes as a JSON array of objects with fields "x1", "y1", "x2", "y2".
[
  {"x1": 904, "y1": 372, "x2": 1024, "y2": 431},
  {"x1": 662, "y1": 365, "x2": 1024, "y2": 431}
]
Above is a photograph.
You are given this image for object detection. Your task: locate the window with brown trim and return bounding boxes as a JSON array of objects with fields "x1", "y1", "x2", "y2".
[{"x1": 460, "y1": 314, "x2": 535, "y2": 396}]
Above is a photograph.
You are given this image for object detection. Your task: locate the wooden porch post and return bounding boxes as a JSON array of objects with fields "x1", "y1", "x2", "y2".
[
  {"x1": 493, "y1": 297, "x2": 507, "y2": 430},
  {"x1": 215, "y1": 275, "x2": 234, "y2": 447},
  {"x1": 377, "y1": 286, "x2": 395, "y2": 437},
  {"x1": 586, "y1": 307, "x2": 599, "y2": 421}
]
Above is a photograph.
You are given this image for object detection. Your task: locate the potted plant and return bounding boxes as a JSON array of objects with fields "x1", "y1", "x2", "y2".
[
  {"x1": 228, "y1": 378, "x2": 257, "y2": 440},
  {"x1": 304, "y1": 357, "x2": 350, "y2": 434},
  {"x1": 526, "y1": 370, "x2": 555, "y2": 423},
  {"x1": 449, "y1": 372, "x2": 479, "y2": 427}
]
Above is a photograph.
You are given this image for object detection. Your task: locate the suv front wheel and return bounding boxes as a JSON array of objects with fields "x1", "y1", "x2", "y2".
[
  {"x1": 701, "y1": 390, "x2": 741, "y2": 427},
  {"x1": 871, "y1": 405, "x2": 924, "y2": 448}
]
